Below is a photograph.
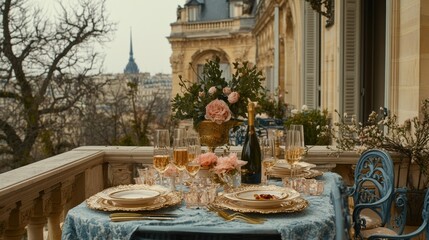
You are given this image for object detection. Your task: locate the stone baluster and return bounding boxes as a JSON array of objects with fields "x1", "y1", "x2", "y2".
[
  {"x1": 27, "y1": 195, "x2": 46, "y2": 240},
  {"x1": 3, "y1": 203, "x2": 26, "y2": 240},
  {"x1": 46, "y1": 178, "x2": 74, "y2": 240}
]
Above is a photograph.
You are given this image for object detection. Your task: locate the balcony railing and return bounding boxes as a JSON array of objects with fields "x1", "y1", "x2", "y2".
[
  {"x1": 0, "y1": 145, "x2": 417, "y2": 239},
  {"x1": 170, "y1": 18, "x2": 255, "y2": 38}
]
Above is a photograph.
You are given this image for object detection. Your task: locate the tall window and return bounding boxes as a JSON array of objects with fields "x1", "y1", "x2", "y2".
[
  {"x1": 341, "y1": 0, "x2": 361, "y2": 120},
  {"x1": 303, "y1": 1, "x2": 321, "y2": 109},
  {"x1": 197, "y1": 63, "x2": 231, "y2": 82},
  {"x1": 188, "y1": 6, "x2": 200, "y2": 22},
  {"x1": 229, "y1": 2, "x2": 243, "y2": 18}
]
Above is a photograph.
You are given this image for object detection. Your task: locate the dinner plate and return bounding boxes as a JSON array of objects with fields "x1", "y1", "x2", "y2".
[
  {"x1": 87, "y1": 184, "x2": 181, "y2": 211},
  {"x1": 235, "y1": 189, "x2": 289, "y2": 201},
  {"x1": 108, "y1": 189, "x2": 160, "y2": 205},
  {"x1": 213, "y1": 195, "x2": 309, "y2": 214},
  {"x1": 274, "y1": 161, "x2": 316, "y2": 170},
  {"x1": 224, "y1": 185, "x2": 300, "y2": 208}
]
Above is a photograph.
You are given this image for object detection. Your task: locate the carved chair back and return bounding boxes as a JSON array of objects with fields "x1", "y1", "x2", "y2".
[{"x1": 349, "y1": 149, "x2": 395, "y2": 238}]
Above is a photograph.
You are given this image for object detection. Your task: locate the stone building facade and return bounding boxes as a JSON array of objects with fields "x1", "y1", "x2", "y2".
[{"x1": 169, "y1": 0, "x2": 429, "y2": 124}]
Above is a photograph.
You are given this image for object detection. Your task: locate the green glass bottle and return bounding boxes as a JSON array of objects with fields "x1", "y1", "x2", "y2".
[{"x1": 241, "y1": 101, "x2": 262, "y2": 184}]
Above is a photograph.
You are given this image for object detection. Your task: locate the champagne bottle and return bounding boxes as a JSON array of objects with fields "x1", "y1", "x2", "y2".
[{"x1": 241, "y1": 101, "x2": 262, "y2": 184}]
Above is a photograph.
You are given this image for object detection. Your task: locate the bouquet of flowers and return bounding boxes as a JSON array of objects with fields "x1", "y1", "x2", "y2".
[
  {"x1": 172, "y1": 56, "x2": 269, "y2": 128},
  {"x1": 196, "y1": 152, "x2": 247, "y2": 186}
]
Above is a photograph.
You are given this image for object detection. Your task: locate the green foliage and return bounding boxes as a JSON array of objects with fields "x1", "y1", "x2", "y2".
[
  {"x1": 285, "y1": 108, "x2": 331, "y2": 145},
  {"x1": 171, "y1": 56, "x2": 269, "y2": 128},
  {"x1": 258, "y1": 94, "x2": 288, "y2": 119}
]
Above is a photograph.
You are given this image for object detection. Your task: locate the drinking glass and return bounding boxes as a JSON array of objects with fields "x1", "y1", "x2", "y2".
[
  {"x1": 153, "y1": 129, "x2": 171, "y2": 185},
  {"x1": 172, "y1": 130, "x2": 189, "y2": 192},
  {"x1": 172, "y1": 137, "x2": 188, "y2": 171},
  {"x1": 186, "y1": 160, "x2": 201, "y2": 185},
  {"x1": 290, "y1": 124, "x2": 305, "y2": 148},
  {"x1": 261, "y1": 138, "x2": 277, "y2": 185},
  {"x1": 186, "y1": 136, "x2": 201, "y2": 185},
  {"x1": 285, "y1": 125, "x2": 305, "y2": 178}
]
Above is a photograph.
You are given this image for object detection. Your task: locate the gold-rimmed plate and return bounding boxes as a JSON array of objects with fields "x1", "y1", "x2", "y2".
[
  {"x1": 223, "y1": 185, "x2": 301, "y2": 209},
  {"x1": 268, "y1": 169, "x2": 323, "y2": 179},
  {"x1": 274, "y1": 161, "x2": 316, "y2": 170},
  {"x1": 213, "y1": 195, "x2": 309, "y2": 214},
  {"x1": 86, "y1": 185, "x2": 181, "y2": 211},
  {"x1": 108, "y1": 189, "x2": 161, "y2": 205}
]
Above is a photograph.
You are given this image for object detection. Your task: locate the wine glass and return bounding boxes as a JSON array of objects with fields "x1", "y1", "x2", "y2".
[
  {"x1": 261, "y1": 138, "x2": 277, "y2": 185},
  {"x1": 153, "y1": 129, "x2": 171, "y2": 186},
  {"x1": 172, "y1": 129, "x2": 189, "y2": 192},
  {"x1": 186, "y1": 136, "x2": 201, "y2": 185},
  {"x1": 285, "y1": 125, "x2": 305, "y2": 178}
]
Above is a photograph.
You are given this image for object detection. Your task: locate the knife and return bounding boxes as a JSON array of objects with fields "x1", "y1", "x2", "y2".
[{"x1": 110, "y1": 216, "x2": 176, "y2": 222}]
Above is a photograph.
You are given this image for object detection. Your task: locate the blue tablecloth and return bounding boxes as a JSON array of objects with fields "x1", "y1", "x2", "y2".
[{"x1": 62, "y1": 172, "x2": 342, "y2": 240}]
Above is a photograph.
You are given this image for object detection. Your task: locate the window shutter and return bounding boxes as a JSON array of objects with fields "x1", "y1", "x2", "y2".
[
  {"x1": 303, "y1": 1, "x2": 320, "y2": 110},
  {"x1": 342, "y1": 0, "x2": 360, "y2": 118},
  {"x1": 220, "y1": 63, "x2": 231, "y2": 81}
]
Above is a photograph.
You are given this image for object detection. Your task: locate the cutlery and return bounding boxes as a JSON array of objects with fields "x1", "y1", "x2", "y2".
[
  {"x1": 110, "y1": 216, "x2": 176, "y2": 222},
  {"x1": 206, "y1": 205, "x2": 266, "y2": 224}
]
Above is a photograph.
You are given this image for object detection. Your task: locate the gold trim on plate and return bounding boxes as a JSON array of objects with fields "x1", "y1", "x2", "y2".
[
  {"x1": 86, "y1": 184, "x2": 181, "y2": 212},
  {"x1": 212, "y1": 185, "x2": 309, "y2": 214}
]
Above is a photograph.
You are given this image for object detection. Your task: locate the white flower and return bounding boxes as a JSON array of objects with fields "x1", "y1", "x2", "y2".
[
  {"x1": 291, "y1": 109, "x2": 299, "y2": 115},
  {"x1": 301, "y1": 105, "x2": 308, "y2": 111}
]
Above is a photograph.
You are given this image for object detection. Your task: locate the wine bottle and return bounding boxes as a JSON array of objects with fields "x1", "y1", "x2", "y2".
[{"x1": 241, "y1": 101, "x2": 262, "y2": 184}]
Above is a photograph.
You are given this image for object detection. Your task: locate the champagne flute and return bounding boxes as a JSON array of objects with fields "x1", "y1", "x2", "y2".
[
  {"x1": 172, "y1": 137, "x2": 188, "y2": 171},
  {"x1": 153, "y1": 129, "x2": 171, "y2": 186},
  {"x1": 261, "y1": 138, "x2": 277, "y2": 185},
  {"x1": 172, "y1": 130, "x2": 189, "y2": 192},
  {"x1": 186, "y1": 136, "x2": 201, "y2": 185},
  {"x1": 186, "y1": 160, "x2": 201, "y2": 185},
  {"x1": 285, "y1": 125, "x2": 305, "y2": 178}
]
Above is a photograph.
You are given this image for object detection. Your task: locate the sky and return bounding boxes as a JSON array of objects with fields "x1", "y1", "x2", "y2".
[{"x1": 104, "y1": 0, "x2": 186, "y2": 75}]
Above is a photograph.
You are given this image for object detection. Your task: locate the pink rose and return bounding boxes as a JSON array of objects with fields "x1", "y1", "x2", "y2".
[
  {"x1": 223, "y1": 87, "x2": 232, "y2": 95},
  {"x1": 228, "y1": 91, "x2": 240, "y2": 104},
  {"x1": 208, "y1": 86, "x2": 217, "y2": 95},
  {"x1": 205, "y1": 99, "x2": 232, "y2": 124},
  {"x1": 213, "y1": 153, "x2": 247, "y2": 174},
  {"x1": 197, "y1": 152, "x2": 218, "y2": 167}
]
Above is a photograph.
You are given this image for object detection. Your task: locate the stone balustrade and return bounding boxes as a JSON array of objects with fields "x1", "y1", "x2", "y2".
[
  {"x1": 0, "y1": 145, "x2": 420, "y2": 239},
  {"x1": 170, "y1": 18, "x2": 254, "y2": 37}
]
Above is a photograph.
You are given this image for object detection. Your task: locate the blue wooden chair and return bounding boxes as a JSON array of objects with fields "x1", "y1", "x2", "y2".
[
  {"x1": 349, "y1": 149, "x2": 396, "y2": 239},
  {"x1": 366, "y1": 188, "x2": 429, "y2": 240},
  {"x1": 331, "y1": 176, "x2": 351, "y2": 240}
]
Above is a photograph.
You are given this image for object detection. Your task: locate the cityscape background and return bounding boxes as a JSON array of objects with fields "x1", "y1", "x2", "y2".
[{"x1": 104, "y1": 0, "x2": 185, "y2": 74}]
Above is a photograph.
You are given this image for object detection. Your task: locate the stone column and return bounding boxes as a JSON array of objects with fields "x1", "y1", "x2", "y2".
[
  {"x1": 3, "y1": 205, "x2": 26, "y2": 240},
  {"x1": 27, "y1": 196, "x2": 46, "y2": 240}
]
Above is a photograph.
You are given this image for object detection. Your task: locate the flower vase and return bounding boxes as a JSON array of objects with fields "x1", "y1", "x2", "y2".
[{"x1": 197, "y1": 120, "x2": 241, "y2": 152}]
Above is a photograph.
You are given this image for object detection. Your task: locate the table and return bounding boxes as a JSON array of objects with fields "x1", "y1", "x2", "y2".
[{"x1": 62, "y1": 172, "x2": 343, "y2": 240}]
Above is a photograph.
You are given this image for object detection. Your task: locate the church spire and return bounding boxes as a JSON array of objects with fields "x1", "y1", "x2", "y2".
[
  {"x1": 129, "y1": 30, "x2": 134, "y2": 59},
  {"x1": 124, "y1": 28, "x2": 140, "y2": 74}
]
